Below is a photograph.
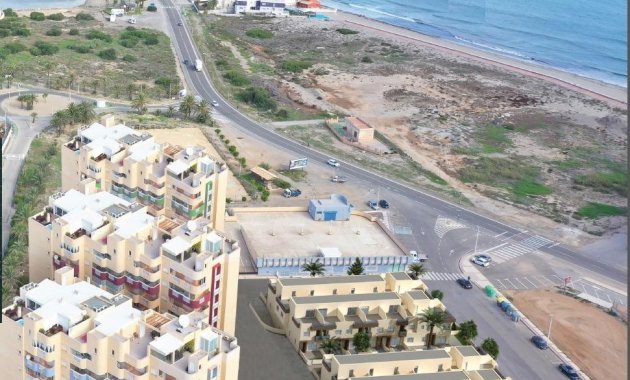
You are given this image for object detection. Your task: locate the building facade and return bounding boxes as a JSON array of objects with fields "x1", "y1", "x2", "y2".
[
  {"x1": 320, "y1": 347, "x2": 508, "y2": 380},
  {"x1": 0, "y1": 271, "x2": 239, "y2": 380},
  {"x1": 28, "y1": 189, "x2": 240, "y2": 335},
  {"x1": 265, "y1": 273, "x2": 459, "y2": 364},
  {"x1": 308, "y1": 194, "x2": 353, "y2": 221},
  {"x1": 61, "y1": 120, "x2": 228, "y2": 231}
]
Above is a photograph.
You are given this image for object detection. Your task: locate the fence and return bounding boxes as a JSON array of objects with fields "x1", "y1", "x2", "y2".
[
  {"x1": 2, "y1": 117, "x2": 15, "y2": 155},
  {"x1": 255, "y1": 255, "x2": 411, "y2": 276}
]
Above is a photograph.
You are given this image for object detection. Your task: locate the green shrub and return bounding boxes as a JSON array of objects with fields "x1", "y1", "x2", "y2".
[
  {"x1": 30, "y1": 41, "x2": 59, "y2": 56},
  {"x1": 46, "y1": 13, "x2": 65, "y2": 21},
  {"x1": 86, "y1": 30, "x2": 112, "y2": 42},
  {"x1": 120, "y1": 37, "x2": 139, "y2": 48},
  {"x1": 281, "y1": 59, "x2": 312, "y2": 73},
  {"x1": 3, "y1": 8, "x2": 18, "y2": 17},
  {"x1": 575, "y1": 202, "x2": 627, "y2": 219},
  {"x1": 4, "y1": 42, "x2": 27, "y2": 54},
  {"x1": 69, "y1": 28, "x2": 80, "y2": 35},
  {"x1": 275, "y1": 109, "x2": 289, "y2": 119},
  {"x1": 121, "y1": 54, "x2": 137, "y2": 62},
  {"x1": 13, "y1": 28, "x2": 31, "y2": 37},
  {"x1": 574, "y1": 171, "x2": 627, "y2": 196},
  {"x1": 29, "y1": 12, "x2": 46, "y2": 21},
  {"x1": 242, "y1": 196, "x2": 247, "y2": 202},
  {"x1": 72, "y1": 45, "x2": 92, "y2": 54},
  {"x1": 97, "y1": 48, "x2": 117, "y2": 60},
  {"x1": 313, "y1": 67, "x2": 329, "y2": 75},
  {"x1": 273, "y1": 178, "x2": 290, "y2": 189},
  {"x1": 259, "y1": 162, "x2": 271, "y2": 170},
  {"x1": 0, "y1": 29, "x2": 10, "y2": 38},
  {"x1": 215, "y1": 58, "x2": 229, "y2": 69},
  {"x1": 361, "y1": 56, "x2": 373, "y2": 63},
  {"x1": 143, "y1": 34, "x2": 159, "y2": 45},
  {"x1": 76, "y1": 12, "x2": 95, "y2": 21},
  {"x1": 147, "y1": 4, "x2": 158, "y2": 11},
  {"x1": 223, "y1": 70, "x2": 250, "y2": 86},
  {"x1": 261, "y1": 189, "x2": 270, "y2": 202},
  {"x1": 245, "y1": 28, "x2": 273, "y2": 39},
  {"x1": 336, "y1": 28, "x2": 359, "y2": 35},
  {"x1": 46, "y1": 28, "x2": 62, "y2": 36},
  {"x1": 237, "y1": 87, "x2": 277, "y2": 111}
]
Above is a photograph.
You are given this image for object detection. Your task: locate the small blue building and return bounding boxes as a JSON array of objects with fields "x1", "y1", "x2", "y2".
[{"x1": 308, "y1": 194, "x2": 353, "y2": 221}]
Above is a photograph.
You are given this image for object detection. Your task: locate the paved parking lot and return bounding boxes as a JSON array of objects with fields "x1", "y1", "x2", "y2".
[{"x1": 235, "y1": 279, "x2": 313, "y2": 380}]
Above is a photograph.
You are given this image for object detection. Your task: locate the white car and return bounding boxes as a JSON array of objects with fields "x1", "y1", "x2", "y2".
[
  {"x1": 211, "y1": 100, "x2": 219, "y2": 107},
  {"x1": 327, "y1": 159, "x2": 340, "y2": 167},
  {"x1": 471, "y1": 255, "x2": 490, "y2": 267}
]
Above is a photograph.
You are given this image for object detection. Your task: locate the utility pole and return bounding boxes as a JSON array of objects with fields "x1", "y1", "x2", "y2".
[
  {"x1": 474, "y1": 226, "x2": 480, "y2": 254},
  {"x1": 547, "y1": 314, "x2": 553, "y2": 340}
]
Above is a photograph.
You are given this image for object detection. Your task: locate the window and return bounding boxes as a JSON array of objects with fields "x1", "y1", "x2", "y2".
[
  {"x1": 407, "y1": 338, "x2": 414, "y2": 343},
  {"x1": 310, "y1": 290, "x2": 314, "y2": 296},
  {"x1": 347, "y1": 307, "x2": 357, "y2": 316},
  {"x1": 349, "y1": 370, "x2": 354, "y2": 377},
  {"x1": 373, "y1": 287, "x2": 378, "y2": 292},
  {"x1": 112, "y1": 350, "x2": 115, "y2": 356},
  {"x1": 394, "y1": 367, "x2": 399, "y2": 375},
  {"x1": 335, "y1": 330, "x2": 342, "y2": 335},
  {"x1": 351, "y1": 288, "x2": 355, "y2": 294},
  {"x1": 346, "y1": 329, "x2": 352, "y2": 334},
  {"x1": 369, "y1": 369, "x2": 374, "y2": 376},
  {"x1": 414, "y1": 366, "x2": 419, "y2": 373},
  {"x1": 303, "y1": 331, "x2": 310, "y2": 337},
  {"x1": 332, "y1": 289, "x2": 337, "y2": 295},
  {"x1": 438, "y1": 364, "x2": 443, "y2": 372}
]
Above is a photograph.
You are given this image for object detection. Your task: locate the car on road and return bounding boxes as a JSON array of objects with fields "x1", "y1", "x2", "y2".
[
  {"x1": 559, "y1": 364, "x2": 580, "y2": 379},
  {"x1": 283, "y1": 188, "x2": 301, "y2": 198},
  {"x1": 379, "y1": 199, "x2": 389, "y2": 209},
  {"x1": 530, "y1": 335, "x2": 548, "y2": 350},
  {"x1": 471, "y1": 255, "x2": 490, "y2": 267},
  {"x1": 367, "y1": 200, "x2": 378, "y2": 210},
  {"x1": 327, "y1": 159, "x2": 340, "y2": 167},
  {"x1": 331, "y1": 175, "x2": 347, "y2": 183},
  {"x1": 475, "y1": 254, "x2": 492, "y2": 262},
  {"x1": 177, "y1": 21, "x2": 183, "y2": 26},
  {"x1": 456, "y1": 278, "x2": 473, "y2": 289},
  {"x1": 183, "y1": 59, "x2": 189, "y2": 65},
  {"x1": 211, "y1": 100, "x2": 219, "y2": 107}
]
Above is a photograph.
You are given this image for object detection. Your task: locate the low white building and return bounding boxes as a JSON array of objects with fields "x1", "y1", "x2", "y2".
[{"x1": 234, "y1": 0, "x2": 289, "y2": 15}]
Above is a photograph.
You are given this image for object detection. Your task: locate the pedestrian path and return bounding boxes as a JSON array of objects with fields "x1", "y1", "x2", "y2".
[
  {"x1": 420, "y1": 272, "x2": 463, "y2": 281},
  {"x1": 486, "y1": 235, "x2": 554, "y2": 263},
  {"x1": 433, "y1": 216, "x2": 468, "y2": 238}
]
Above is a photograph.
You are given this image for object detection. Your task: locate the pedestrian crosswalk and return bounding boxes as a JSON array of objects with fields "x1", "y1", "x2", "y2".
[
  {"x1": 486, "y1": 235, "x2": 554, "y2": 264},
  {"x1": 419, "y1": 272, "x2": 463, "y2": 281}
]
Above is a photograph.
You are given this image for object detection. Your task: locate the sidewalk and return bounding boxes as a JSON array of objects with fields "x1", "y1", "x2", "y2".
[{"x1": 459, "y1": 253, "x2": 591, "y2": 380}]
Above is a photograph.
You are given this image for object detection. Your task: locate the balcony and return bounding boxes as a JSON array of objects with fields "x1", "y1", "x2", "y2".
[
  {"x1": 91, "y1": 153, "x2": 108, "y2": 162},
  {"x1": 67, "y1": 228, "x2": 87, "y2": 240},
  {"x1": 33, "y1": 209, "x2": 54, "y2": 227},
  {"x1": 40, "y1": 323, "x2": 64, "y2": 337}
]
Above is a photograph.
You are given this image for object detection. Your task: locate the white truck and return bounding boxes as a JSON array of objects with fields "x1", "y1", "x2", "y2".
[{"x1": 194, "y1": 59, "x2": 203, "y2": 72}]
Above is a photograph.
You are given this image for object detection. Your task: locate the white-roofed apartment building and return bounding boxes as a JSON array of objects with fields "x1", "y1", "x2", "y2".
[
  {"x1": 28, "y1": 189, "x2": 241, "y2": 335},
  {"x1": 61, "y1": 117, "x2": 229, "y2": 231},
  {"x1": 0, "y1": 269, "x2": 240, "y2": 380}
]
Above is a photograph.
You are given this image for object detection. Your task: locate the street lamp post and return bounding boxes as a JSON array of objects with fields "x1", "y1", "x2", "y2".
[{"x1": 547, "y1": 314, "x2": 553, "y2": 340}]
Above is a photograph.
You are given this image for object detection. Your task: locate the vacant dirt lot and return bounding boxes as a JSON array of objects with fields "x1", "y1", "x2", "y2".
[{"x1": 505, "y1": 289, "x2": 627, "y2": 380}]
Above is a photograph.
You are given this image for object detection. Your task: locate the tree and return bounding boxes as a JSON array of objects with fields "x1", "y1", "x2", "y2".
[
  {"x1": 167, "y1": 105, "x2": 175, "y2": 117},
  {"x1": 126, "y1": 83, "x2": 137, "y2": 100},
  {"x1": 430, "y1": 289, "x2": 444, "y2": 300},
  {"x1": 40, "y1": 60, "x2": 55, "y2": 87},
  {"x1": 179, "y1": 95, "x2": 196, "y2": 120},
  {"x1": 132, "y1": 92, "x2": 148, "y2": 114},
  {"x1": 481, "y1": 338, "x2": 499, "y2": 359},
  {"x1": 301, "y1": 260, "x2": 325, "y2": 277},
  {"x1": 42, "y1": 92, "x2": 48, "y2": 102},
  {"x1": 456, "y1": 320, "x2": 478, "y2": 345},
  {"x1": 347, "y1": 257, "x2": 365, "y2": 275},
  {"x1": 418, "y1": 307, "x2": 446, "y2": 349},
  {"x1": 30, "y1": 112, "x2": 37, "y2": 123},
  {"x1": 408, "y1": 263, "x2": 426, "y2": 279},
  {"x1": 320, "y1": 336, "x2": 341, "y2": 354},
  {"x1": 352, "y1": 331, "x2": 371, "y2": 352},
  {"x1": 195, "y1": 99, "x2": 210, "y2": 123},
  {"x1": 17, "y1": 94, "x2": 37, "y2": 110}
]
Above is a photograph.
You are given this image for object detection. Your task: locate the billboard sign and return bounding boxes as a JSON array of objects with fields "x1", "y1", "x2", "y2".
[{"x1": 289, "y1": 158, "x2": 308, "y2": 170}]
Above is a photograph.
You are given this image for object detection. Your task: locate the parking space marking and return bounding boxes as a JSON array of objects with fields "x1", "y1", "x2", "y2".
[
  {"x1": 550, "y1": 274, "x2": 563, "y2": 282},
  {"x1": 504, "y1": 278, "x2": 518, "y2": 288},
  {"x1": 514, "y1": 278, "x2": 529, "y2": 289},
  {"x1": 535, "y1": 276, "x2": 555, "y2": 286},
  {"x1": 495, "y1": 279, "x2": 506, "y2": 289},
  {"x1": 523, "y1": 277, "x2": 538, "y2": 287}
]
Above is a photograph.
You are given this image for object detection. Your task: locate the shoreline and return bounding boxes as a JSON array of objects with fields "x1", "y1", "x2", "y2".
[{"x1": 329, "y1": 10, "x2": 628, "y2": 109}]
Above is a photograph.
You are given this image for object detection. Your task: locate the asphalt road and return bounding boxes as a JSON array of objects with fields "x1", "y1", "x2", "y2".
[{"x1": 162, "y1": 0, "x2": 626, "y2": 286}]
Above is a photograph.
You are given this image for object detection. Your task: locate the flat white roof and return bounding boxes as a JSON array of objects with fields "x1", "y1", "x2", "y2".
[
  {"x1": 150, "y1": 333, "x2": 183, "y2": 355},
  {"x1": 94, "y1": 303, "x2": 142, "y2": 336},
  {"x1": 206, "y1": 232, "x2": 222, "y2": 245},
  {"x1": 61, "y1": 208, "x2": 106, "y2": 233},
  {"x1": 128, "y1": 138, "x2": 160, "y2": 161},
  {"x1": 113, "y1": 210, "x2": 155, "y2": 239},
  {"x1": 80, "y1": 123, "x2": 136, "y2": 142},
  {"x1": 167, "y1": 160, "x2": 188, "y2": 175},
  {"x1": 87, "y1": 138, "x2": 121, "y2": 158},
  {"x1": 319, "y1": 247, "x2": 342, "y2": 257},
  {"x1": 162, "y1": 236, "x2": 191, "y2": 255},
  {"x1": 54, "y1": 189, "x2": 130, "y2": 214}
]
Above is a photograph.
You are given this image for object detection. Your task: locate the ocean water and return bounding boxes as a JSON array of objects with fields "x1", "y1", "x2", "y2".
[
  {"x1": 2, "y1": 0, "x2": 86, "y2": 10},
  {"x1": 321, "y1": 0, "x2": 628, "y2": 87}
]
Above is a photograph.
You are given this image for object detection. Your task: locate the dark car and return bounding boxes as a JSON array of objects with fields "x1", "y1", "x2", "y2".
[
  {"x1": 183, "y1": 59, "x2": 189, "y2": 65},
  {"x1": 456, "y1": 278, "x2": 473, "y2": 289},
  {"x1": 379, "y1": 199, "x2": 389, "y2": 209},
  {"x1": 178, "y1": 21, "x2": 183, "y2": 26},
  {"x1": 559, "y1": 364, "x2": 579, "y2": 379},
  {"x1": 531, "y1": 335, "x2": 548, "y2": 350}
]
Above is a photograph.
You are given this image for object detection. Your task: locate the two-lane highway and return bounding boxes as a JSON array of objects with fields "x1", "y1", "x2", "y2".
[{"x1": 162, "y1": 0, "x2": 626, "y2": 284}]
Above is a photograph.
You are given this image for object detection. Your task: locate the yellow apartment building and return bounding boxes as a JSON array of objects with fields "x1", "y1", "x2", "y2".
[
  {"x1": 61, "y1": 120, "x2": 228, "y2": 231},
  {"x1": 0, "y1": 269, "x2": 240, "y2": 380},
  {"x1": 320, "y1": 347, "x2": 509, "y2": 380},
  {"x1": 265, "y1": 273, "x2": 460, "y2": 363},
  {"x1": 28, "y1": 189, "x2": 240, "y2": 335}
]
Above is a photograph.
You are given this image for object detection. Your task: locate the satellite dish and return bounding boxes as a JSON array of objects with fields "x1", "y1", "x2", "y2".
[
  {"x1": 179, "y1": 314, "x2": 190, "y2": 328},
  {"x1": 26, "y1": 354, "x2": 31, "y2": 360},
  {"x1": 54, "y1": 254, "x2": 59, "y2": 260},
  {"x1": 186, "y1": 221, "x2": 197, "y2": 231},
  {"x1": 185, "y1": 147, "x2": 194, "y2": 156}
]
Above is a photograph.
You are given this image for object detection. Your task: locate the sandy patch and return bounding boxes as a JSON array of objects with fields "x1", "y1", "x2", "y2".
[
  {"x1": 143, "y1": 128, "x2": 247, "y2": 201},
  {"x1": 504, "y1": 288, "x2": 627, "y2": 380},
  {"x1": 1, "y1": 94, "x2": 74, "y2": 117}
]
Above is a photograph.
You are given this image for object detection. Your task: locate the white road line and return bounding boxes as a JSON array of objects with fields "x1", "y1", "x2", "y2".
[
  {"x1": 515, "y1": 278, "x2": 529, "y2": 289},
  {"x1": 593, "y1": 288, "x2": 601, "y2": 299},
  {"x1": 504, "y1": 279, "x2": 517, "y2": 288},
  {"x1": 494, "y1": 232, "x2": 508, "y2": 238},
  {"x1": 495, "y1": 279, "x2": 506, "y2": 289},
  {"x1": 580, "y1": 284, "x2": 590, "y2": 295},
  {"x1": 482, "y1": 243, "x2": 509, "y2": 253},
  {"x1": 523, "y1": 277, "x2": 538, "y2": 287},
  {"x1": 605, "y1": 293, "x2": 612, "y2": 302},
  {"x1": 551, "y1": 274, "x2": 563, "y2": 282},
  {"x1": 536, "y1": 276, "x2": 555, "y2": 286}
]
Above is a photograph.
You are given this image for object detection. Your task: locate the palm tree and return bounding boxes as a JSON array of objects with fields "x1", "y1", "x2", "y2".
[
  {"x1": 320, "y1": 336, "x2": 341, "y2": 354},
  {"x1": 14, "y1": 202, "x2": 36, "y2": 224},
  {"x1": 132, "y1": 92, "x2": 148, "y2": 114},
  {"x1": 30, "y1": 112, "x2": 37, "y2": 123},
  {"x1": 418, "y1": 307, "x2": 446, "y2": 349},
  {"x1": 42, "y1": 92, "x2": 48, "y2": 102},
  {"x1": 195, "y1": 99, "x2": 210, "y2": 122},
  {"x1": 179, "y1": 95, "x2": 196, "y2": 120},
  {"x1": 126, "y1": 83, "x2": 137, "y2": 100},
  {"x1": 76, "y1": 101, "x2": 96, "y2": 123},
  {"x1": 408, "y1": 263, "x2": 426, "y2": 279},
  {"x1": 301, "y1": 260, "x2": 325, "y2": 277},
  {"x1": 40, "y1": 60, "x2": 55, "y2": 87},
  {"x1": 167, "y1": 105, "x2": 176, "y2": 117}
]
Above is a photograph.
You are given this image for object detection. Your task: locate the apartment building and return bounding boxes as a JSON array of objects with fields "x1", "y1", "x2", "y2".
[
  {"x1": 265, "y1": 273, "x2": 459, "y2": 363},
  {"x1": 0, "y1": 269, "x2": 239, "y2": 380},
  {"x1": 28, "y1": 189, "x2": 240, "y2": 335},
  {"x1": 320, "y1": 347, "x2": 509, "y2": 380},
  {"x1": 61, "y1": 120, "x2": 228, "y2": 231}
]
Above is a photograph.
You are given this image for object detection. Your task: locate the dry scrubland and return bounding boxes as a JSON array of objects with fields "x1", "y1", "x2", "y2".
[
  {"x1": 0, "y1": 7, "x2": 179, "y2": 100},
  {"x1": 190, "y1": 14, "x2": 627, "y2": 237}
]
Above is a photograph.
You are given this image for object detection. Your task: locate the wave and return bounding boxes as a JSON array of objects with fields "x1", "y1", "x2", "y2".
[
  {"x1": 346, "y1": 3, "x2": 416, "y2": 23},
  {"x1": 452, "y1": 36, "x2": 532, "y2": 60}
]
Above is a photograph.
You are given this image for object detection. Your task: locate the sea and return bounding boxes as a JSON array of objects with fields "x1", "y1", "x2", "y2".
[
  {"x1": 321, "y1": 0, "x2": 628, "y2": 87},
  {"x1": 2, "y1": 0, "x2": 86, "y2": 11}
]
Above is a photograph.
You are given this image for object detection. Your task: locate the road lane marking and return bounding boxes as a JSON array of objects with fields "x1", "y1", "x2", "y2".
[
  {"x1": 494, "y1": 231, "x2": 508, "y2": 238},
  {"x1": 514, "y1": 278, "x2": 529, "y2": 289},
  {"x1": 495, "y1": 279, "x2": 506, "y2": 289},
  {"x1": 504, "y1": 278, "x2": 517, "y2": 288},
  {"x1": 523, "y1": 277, "x2": 538, "y2": 287}
]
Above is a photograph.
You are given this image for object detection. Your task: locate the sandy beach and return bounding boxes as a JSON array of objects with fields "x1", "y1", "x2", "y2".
[{"x1": 328, "y1": 11, "x2": 627, "y2": 108}]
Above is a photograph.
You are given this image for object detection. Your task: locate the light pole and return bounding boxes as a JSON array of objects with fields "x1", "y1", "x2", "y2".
[
  {"x1": 474, "y1": 226, "x2": 480, "y2": 254},
  {"x1": 547, "y1": 314, "x2": 553, "y2": 340}
]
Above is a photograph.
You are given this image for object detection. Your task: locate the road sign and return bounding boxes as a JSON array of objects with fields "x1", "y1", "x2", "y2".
[
  {"x1": 564, "y1": 276, "x2": 572, "y2": 286},
  {"x1": 289, "y1": 157, "x2": 308, "y2": 170}
]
